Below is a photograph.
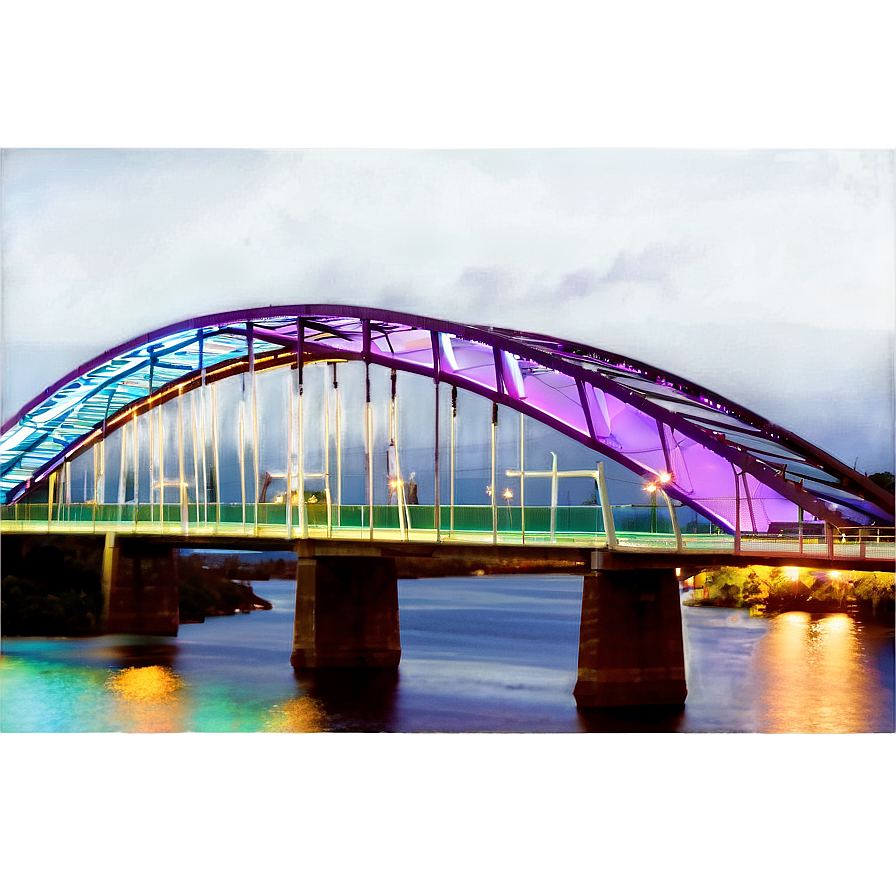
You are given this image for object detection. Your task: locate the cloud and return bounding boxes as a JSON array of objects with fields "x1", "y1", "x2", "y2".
[
  {"x1": 602, "y1": 240, "x2": 705, "y2": 287},
  {"x1": 555, "y1": 268, "x2": 598, "y2": 299}
]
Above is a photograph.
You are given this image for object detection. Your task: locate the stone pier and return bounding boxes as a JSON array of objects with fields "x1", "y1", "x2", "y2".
[
  {"x1": 290, "y1": 543, "x2": 401, "y2": 668},
  {"x1": 573, "y1": 564, "x2": 687, "y2": 707},
  {"x1": 101, "y1": 534, "x2": 180, "y2": 635}
]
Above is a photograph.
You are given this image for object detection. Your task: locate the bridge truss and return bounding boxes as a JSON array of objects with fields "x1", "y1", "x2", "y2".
[{"x1": 2, "y1": 305, "x2": 893, "y2": 536}]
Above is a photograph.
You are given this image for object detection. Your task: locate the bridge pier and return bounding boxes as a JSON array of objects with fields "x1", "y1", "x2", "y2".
[
  {"x1": 574, "y1": 565, "x2": 687, "y2": 707},
  {"x1": 101, "y1": 534, "x2": 180, "y2": 635},
  {"x1": 290, "y1": 543, "x2": 401, "y2": 668}
]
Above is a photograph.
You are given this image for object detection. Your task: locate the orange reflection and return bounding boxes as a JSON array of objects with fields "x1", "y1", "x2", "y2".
[
  {"x1": 754, "y1": 612, "x2": 873, "y2": 733},
  {"x1": 265, "y1": 696, "x2": 328, "y2": 733},
  {"x1": 107, "y1": 665, "x2": 181, "y2": 702},
  {"x1": 105, "y1": 665, "x2": 185, "y2": 732}
]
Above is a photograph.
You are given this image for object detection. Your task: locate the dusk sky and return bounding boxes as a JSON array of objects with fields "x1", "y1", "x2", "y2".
[{"x1": 2, "y1": 148, "x2": 894, "y2": 476}]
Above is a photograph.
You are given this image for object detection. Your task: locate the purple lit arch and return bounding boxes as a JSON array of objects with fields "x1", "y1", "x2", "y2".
[{"x1": 2, "y1": 305, "x2": 893, "y2": 531}]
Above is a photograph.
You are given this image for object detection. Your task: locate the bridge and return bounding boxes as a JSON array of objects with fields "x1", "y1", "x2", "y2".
[{"x1": 3, "y1": 305, "x2": 893, "y2": 707}]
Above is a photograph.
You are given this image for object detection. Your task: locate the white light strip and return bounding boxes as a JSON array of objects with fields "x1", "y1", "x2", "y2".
[
  {"x1": 439, "y1": 333, "x2": 458, "y2": 371},
  {"x1": 503, "y1": 351, "x2": 526, "y2": 399}
]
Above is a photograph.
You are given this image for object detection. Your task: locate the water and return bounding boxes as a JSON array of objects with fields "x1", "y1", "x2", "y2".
[{"x1": 1, "y1": 575, "x2": 893, "y2": 733}]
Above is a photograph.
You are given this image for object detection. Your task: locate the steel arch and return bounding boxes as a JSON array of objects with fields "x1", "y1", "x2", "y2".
[{"x1": 2, "y1": 304, "x2": 893, "y2": 531}]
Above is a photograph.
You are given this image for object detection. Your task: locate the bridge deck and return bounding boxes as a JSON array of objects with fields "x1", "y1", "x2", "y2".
[{"x1": 3, "y1": 517, "x2": 892, "y2": 572}]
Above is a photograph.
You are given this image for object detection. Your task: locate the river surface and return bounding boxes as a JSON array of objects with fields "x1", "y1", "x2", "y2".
[{"x1": 1, "y1": 575, "x2": 893, "y2": 733}]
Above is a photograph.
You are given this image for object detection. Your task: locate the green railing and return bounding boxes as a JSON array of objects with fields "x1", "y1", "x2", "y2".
[{"x1": 0, "y1": 501, "x2": 700, "y2": 534}]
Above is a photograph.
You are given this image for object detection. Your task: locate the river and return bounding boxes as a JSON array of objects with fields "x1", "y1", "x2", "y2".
[{"x1": 1, "y1": 575, "x2": 893, "y2": 733}]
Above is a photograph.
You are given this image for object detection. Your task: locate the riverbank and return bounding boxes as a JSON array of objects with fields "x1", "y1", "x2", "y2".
[
  {"x1": 198, "y1": 550, "x2": 588, "y2": 582},
  {"x1": 0, "y1": 545, "x2": 273, "y2": 635},
  {"x1": 683, "y1": 565, "x2": 895, "y2": 622}
]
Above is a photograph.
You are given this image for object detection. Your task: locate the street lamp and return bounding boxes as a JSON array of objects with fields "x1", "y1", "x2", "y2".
[
  {"x1": 643, "y1": 472, "x2": 681, "y2": 549},
  {"x1": 644, "y1": 481, "x2": 658, "y2": 533},
  {"x1": 503, "y1": 488, "x2": 513, "y2": 527}
]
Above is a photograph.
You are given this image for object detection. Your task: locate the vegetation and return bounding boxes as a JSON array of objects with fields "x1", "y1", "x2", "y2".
[
  {"x1": 1, "y1": 541, "x2": 272, "y2": 636},
  {"x1": 1, "y1": 542, "x2": 105, "y2": 636},
  {"x1": 177, "y1": 553, "x2": 272, "y2": 623},
  {"x1": 868, "y1": 471, "x2": 895, "y2": 493},
  {"x1": 684, "y1": 565, "x2": 895, "y2": 621},
  {"x1": 190, "y1": 551, "x2": 587, "y2": 581}
]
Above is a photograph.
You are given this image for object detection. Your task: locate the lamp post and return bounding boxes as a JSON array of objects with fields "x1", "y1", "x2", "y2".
[{"x1": 643, "y1": 472, "x2": 682, "y2": 550}]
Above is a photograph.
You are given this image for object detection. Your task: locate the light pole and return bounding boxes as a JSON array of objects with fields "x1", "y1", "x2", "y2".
[{"x1": 643, "y1": 472, "x2": 681, "y2": 550}]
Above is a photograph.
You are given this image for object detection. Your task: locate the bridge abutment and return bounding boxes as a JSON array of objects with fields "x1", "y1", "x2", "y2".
[
  {"x1": 290, "y1": 545, "x2": 401, "y2": 668},
  {"x1": 101, "y1": 534, "x2": 180, "y2": 635},
  {"x1": 574, "y1": 566, "x2": 687, "y2": 707}
]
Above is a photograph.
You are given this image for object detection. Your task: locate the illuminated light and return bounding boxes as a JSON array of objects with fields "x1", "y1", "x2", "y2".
[
  {"x1": 502, "y1": 351, "x2": 527, "y2": 399},
  {"x1": 644, "y1": 483, "x2": 657, "y2": 493},
  {"x1": 439, "y1": 333, "x2": 459, "y2": 371},
  {"x1": 266, "y1": 696, "x2": 328, "y2": 733},
  {"x1": 783, "y1": 610, "x2": 809, "y2": 627},
  {"x1": 389, "y1": 478, "x2": 402, "y2": 489},
  {"x1": 486, "y1": 485, "x2": 493, "y2": 497},
  {"x1": 829, "y1": 570, "x2": 841, "y2": 579},
  {"x1": 659, "y1": 471, "x2": 672, "y2": 484},
  {"x1": 675, "y1": 568, "x2": 681, "y2": 576},
  {"x1": 503, "y1": 488, "x2": 513, "y2": 500},
  {"x1": 274, "y1": 494, "x2": 284, "y2": 504},
  {"x1": 106, "y1": 665, "x2": 181, "y2": 703},
  {"x1": 818, "y1": 614, "x2": 851, "y2": 634},
  {"x1": 785, "y1": 567, "x2": 800, "y2": 581}
]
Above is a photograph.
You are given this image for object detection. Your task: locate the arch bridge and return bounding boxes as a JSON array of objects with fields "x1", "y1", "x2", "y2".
[{"x1": 3, "y1": 306, "x2": 893, "y2": 707}]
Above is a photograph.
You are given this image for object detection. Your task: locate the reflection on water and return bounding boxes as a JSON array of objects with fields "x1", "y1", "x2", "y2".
[
  {"x1": 291, "y1": 668, "x2": 400, "y2": 732},
  {"x1": 1, "y1": 577, "x2": 893, "y2": 733},
  {"x1": 265, "y1": 695, "x2": 328, "y2": 733},
  {"x1": 576, "y1": 703, "x2": 686, "y2": 734},
  {"x1": 753, "y1": 612, "x2": 884, "y2": 733},
  {"x1": 106, "y1": 665, "x2": 185, "y2": 733},
  {"x1": 107, "y1": 665, "x2": 182, "y2": 702}
]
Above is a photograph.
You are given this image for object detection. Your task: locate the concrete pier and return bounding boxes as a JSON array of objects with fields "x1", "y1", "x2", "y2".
[
  {"x1": 101, "y1": 534, "x2": 180, "y2": 635},
  {"x1": 290, "y1": 547, "x2": 401, "y2": 668},
  {"x1": 574, "y1": 567, "x2": 687, "y2": 707}
]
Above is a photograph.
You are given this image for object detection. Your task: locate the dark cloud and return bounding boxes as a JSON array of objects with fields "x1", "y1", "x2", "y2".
[
  {"x1": 449, "y1": 264, "x2": 601, "y2": 309},
  {"x1": 602, "y1": 240, "x2": 705, "y2": 285},
  {"x1": 299, "y1": 258, "x2": 373, "y2": 302},
  {"x1": 555, "y1": 268, "x2": 598, "y2": 298}
]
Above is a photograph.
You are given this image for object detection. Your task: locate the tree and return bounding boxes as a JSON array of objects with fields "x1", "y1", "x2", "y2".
[{"x1": 868, "y1": 471, "x2": 895, "y2": 493}]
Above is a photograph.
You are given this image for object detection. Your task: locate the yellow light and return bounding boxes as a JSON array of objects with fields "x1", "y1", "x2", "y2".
[
  {"x1": 644, "y1": 483, "x2": 657, "y2": 493},
  {"x1": 274, "y1": 494, "x2": 284, "y2": 504},
  {"x1": 785, "y1": 567, "x2": 800, "y2": 581},
  {"x1": 106, "y1": 666, "x2": 181, "y2": 703},
  {"x1": 829, "y1": 570, "x2": 841, "y2": 579},
  {"x1": 503, "y1": 489, "x2": 513, "y2": 500},
  {"x1": 659, "y1": 471, "x2": 672, "y2": 483}
]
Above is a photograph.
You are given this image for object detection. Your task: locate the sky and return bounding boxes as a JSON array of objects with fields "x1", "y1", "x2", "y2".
[
  {"x1": 2, "y1": 148, "x2": 894, "y2": 476},
  {"x1": 2, "y1": 5, "x2": 895, "y2": 882}
]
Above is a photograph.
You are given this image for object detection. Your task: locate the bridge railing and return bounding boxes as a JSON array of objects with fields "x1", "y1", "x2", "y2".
[{"x1": 2, "y1": 502, "x2": 894, "y2": 564}]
